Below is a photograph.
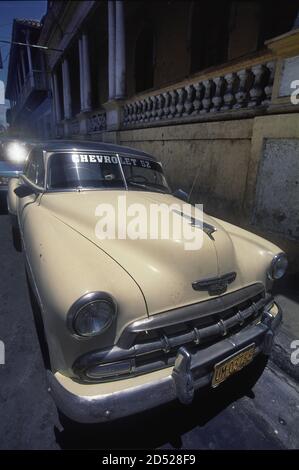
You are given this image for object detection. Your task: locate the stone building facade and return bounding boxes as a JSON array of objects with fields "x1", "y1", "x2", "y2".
[
  {"x1": 0, "y1": 80, "x2": 6, "y2": 132},
  {"x1": 5, "y1": 18, "x2": 52, "y2": 138},
  {"x1": 9, "y1": 1, "x2": 299, "y2": 265}
]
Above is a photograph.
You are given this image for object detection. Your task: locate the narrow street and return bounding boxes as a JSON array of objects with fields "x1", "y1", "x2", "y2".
[{"x1": 0, "y1": 209, "x2": 298, "y2": 450}]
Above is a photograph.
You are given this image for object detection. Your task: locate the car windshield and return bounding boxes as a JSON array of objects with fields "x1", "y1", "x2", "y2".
[{"x1": 47, "y1": 152, "x2": 171, "y2": 193}]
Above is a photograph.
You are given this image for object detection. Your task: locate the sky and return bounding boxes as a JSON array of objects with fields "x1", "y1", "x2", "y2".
[{"x1": 0, "y1": 0, "x2": 47, "y2": 89}]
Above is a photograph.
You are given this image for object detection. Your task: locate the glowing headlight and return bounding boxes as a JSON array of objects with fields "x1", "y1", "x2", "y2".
[
  {"x1": 68, "y1": 292, "x2": 116, "y2": 338},
  {"x1": 5, "y1": 142, "x2": 27, "y2": 163},
  {"x1": 268, "y1": 253, "x2": 288, "y2": 280}
]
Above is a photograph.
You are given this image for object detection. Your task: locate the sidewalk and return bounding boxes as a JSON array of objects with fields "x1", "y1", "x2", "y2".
[{"x1": 271, "y1": 273, "x2": 299, "y2": 382}]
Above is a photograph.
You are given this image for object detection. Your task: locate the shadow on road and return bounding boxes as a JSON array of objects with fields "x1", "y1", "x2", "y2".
[
  {"x1": 0, "y1": 193, "x2": 8, "y2": 215},
  {"x1": 54, "y1": 356, "x2": 267, "y2": 449},
  {"x1": 272, "y1": 273, "x2": 299, "y2": 303}
]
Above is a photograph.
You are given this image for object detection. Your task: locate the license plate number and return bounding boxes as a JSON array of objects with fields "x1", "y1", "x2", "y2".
[{"x1": 212, "y1": 343, "x2": 255, "y2": 387}]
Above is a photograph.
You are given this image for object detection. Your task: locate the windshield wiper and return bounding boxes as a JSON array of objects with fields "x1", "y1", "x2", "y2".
[{"x1": 127, "y1": 181, "x2": 169, "y2": 194}]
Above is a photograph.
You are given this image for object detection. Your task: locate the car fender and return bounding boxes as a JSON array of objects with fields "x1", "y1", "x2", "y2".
[{"x1": 21, "y1": 204, "x2": 148, "y2": 376}]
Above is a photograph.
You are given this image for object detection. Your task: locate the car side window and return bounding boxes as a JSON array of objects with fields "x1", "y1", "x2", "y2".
[{"x1": 25, "y1": 149, "x2": 45, "y2": 187}]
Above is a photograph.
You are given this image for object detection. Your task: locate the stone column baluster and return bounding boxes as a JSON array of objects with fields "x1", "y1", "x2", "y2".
[
  {"x1": 211, "y1": 76, "x2": 224, "y2": 112},
  {"x1": 169, "y1": 90, "x2": 177, "y2": 118},
  {"x1": 200, "y1": 79, "x2": 213, "y2": 114},
  {"x1": 136, "y1": 101, "x2": 141, "y2": 123},
  {"x1": 150, "y1": 95, "x2": 157, "y2": 120},
  {"x1": 156, "y1": 94, "x2": 165, "y2": 120},
  {"x1": 175, "y1": 88, "x2": 185, "y2": 117},
  {"x1": 127, "y1": 103, "x2": 133, "y2": 124},
  {"x1": 126, "y1": 104, "x2": 131, "y2": 125},
  {"x1": 162, "y1": 91, "x2": 170, "y2": 118},
  {"x1": 127, "y1": 103, "x2": 132, "y2": 125},
  {"x1": 233, "y1": 69, "x2": 249, "y2": 109},
  {"x1": 130, "y1": 103, "x2": 135, "y2": 124},
  {"x1": 192, "y1": 82, "x2": 203, "y2": 115},
  {"x1": 140, "y1": 99, "x2": 146, "y2": 122},
  {"x1": 183, "y1": 84, "x2": 194, "y2": 116},
  {"x1": 248, "y1": 64, "x2": 266, "y2": 108},
  {"x1": 127, "y1": 104, "x2": 132, "y2": 125},
  {"x1": 132, "y1": 102, "x2": 137, "y2": 123},
  {"x1": 145, "y1": 97, "x2": 152, "y2": 122},
  {"x1": 136, "y1": 100, "x2": 142, "y2": 123},
  {"x1": 262, "y1": 62, "x2": 275, "y2": 106},
  {"x1": 123, "y1": 104, "x2": 128, "y2": 126},
  {"x1": 221, "y1": 73, "x2": 236, "y2": 111}
]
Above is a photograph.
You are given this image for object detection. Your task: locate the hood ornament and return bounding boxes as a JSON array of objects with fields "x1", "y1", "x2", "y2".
[
  {"x1": 172, "y1": 210, "x2": 217, "y2": 240},
  {"x1": 192, "y1": 272, "x2": 237, "y2": 296}
]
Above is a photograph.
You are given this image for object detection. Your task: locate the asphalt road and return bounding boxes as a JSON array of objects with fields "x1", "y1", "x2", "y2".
[{"x1": 0, "y1": 206, "x2": 298, "y2": 450}]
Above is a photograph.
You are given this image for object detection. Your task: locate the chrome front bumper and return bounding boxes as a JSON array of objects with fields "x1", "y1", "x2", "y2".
[{"x1": 47, "y1": 300, "x2": 282, "y2": 424}]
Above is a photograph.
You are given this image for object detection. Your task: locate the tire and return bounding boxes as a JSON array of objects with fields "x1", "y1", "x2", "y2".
[
  {"x1": 25, "y1": 269, "x2": 51, "y2": 370},
  {"x1": 12, "y1": 225, "x2": 22, "y2": 252},
  {"x1": 235, "y1": 353, "x2": 268, "y2": 392}
]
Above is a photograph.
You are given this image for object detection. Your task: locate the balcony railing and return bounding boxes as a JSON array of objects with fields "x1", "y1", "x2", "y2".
[{"x1": 122, "y1": 53, "x2": 276, "y2": 128}]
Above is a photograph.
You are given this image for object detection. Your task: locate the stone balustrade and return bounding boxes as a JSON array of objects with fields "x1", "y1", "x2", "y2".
[
  {"x1": 122, "y1": 60, "x2": 276, "y2": 127},
  {"x1": 87, "y1": 110, "x2": 107, "y2": 133}
]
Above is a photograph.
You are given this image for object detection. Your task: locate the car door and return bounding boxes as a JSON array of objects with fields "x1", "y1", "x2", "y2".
[{"x1": 18, "y1": 148, "x2": 45, "y2": 239}]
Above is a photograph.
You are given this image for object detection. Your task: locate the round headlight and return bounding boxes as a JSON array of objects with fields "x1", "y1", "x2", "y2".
[
  {"x1": 268, "y1": 253, "x2": 288, "y2": 280},
  {"x1": 68, "y1": 293, "x2": 116, "y2": 338}
]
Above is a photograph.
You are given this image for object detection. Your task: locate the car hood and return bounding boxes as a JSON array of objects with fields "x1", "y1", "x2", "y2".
[{"x1": 41, "y1": 190, "x2": 256, "y2": 315}]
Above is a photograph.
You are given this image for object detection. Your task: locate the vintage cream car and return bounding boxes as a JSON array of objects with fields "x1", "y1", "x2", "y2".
[{"x1": 7, "y1": 141, "x2": 287, "y2": 423}]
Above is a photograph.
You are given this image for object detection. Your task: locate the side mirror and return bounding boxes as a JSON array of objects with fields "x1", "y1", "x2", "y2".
[
  {"x1": 14, "y1": 182, "x2": 40, "y2": 198},
  {"x1": 173, "y1": 188, "x2": 189, "y2": 202}
]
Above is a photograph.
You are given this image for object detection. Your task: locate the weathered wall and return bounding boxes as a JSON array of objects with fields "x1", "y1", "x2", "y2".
[
  {"x1": 119, "y1": 119, "x2": 253, "y2": 222},
  {"x1": 117, "y1": 114, "x2": 299, "y2": 269}
]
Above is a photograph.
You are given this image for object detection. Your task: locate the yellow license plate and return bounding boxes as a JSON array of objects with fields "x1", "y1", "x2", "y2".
[{"x1": 212, "y1": 343, "x2": 255, "y2": 387}]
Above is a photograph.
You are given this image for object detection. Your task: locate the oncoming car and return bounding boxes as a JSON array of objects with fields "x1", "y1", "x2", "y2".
[{"x1": 7, "y1": 140, "x2": 287, "y2": 423}]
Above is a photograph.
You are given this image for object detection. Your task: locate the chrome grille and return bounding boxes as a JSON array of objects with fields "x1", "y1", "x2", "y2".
[{"x1": 73, "y1": 284, "x2": 269, "y2": 382}]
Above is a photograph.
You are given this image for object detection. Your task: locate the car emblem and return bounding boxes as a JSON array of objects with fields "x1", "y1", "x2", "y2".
[{"x1": 192, "y1": 272, "x2": 237, "y2": 296}]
